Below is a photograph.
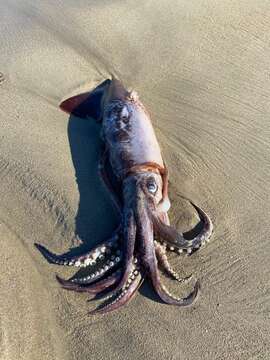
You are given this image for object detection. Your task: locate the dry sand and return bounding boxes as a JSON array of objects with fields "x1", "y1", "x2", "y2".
[{"x1": 0, "y1": 1, "x2": 270, "y2": 359}]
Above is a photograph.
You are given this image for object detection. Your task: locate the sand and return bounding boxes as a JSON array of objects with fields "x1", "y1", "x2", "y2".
[{"x1": 0, "y1": 1, "x2": 270, "y2": 359}]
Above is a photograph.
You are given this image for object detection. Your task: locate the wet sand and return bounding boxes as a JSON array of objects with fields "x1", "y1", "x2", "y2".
[{"x1": 0, "y1": 1, "x2": 270, "y2": 359}]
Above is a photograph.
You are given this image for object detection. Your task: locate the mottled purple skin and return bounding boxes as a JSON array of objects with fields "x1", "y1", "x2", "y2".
[
  {"x1": 35, "y1": 78, "x2": 213, "y2": 314},
  {"x1": 102, "y1": 94, "x2": 164, "y2": 178}
]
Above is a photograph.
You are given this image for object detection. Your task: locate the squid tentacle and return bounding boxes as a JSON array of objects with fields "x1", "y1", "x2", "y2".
[
  {"x1": 55, "y1": 270, "x2": 122, "y2": 294},
  {"x1": 149, "y1": 252, "x2": 200, "y2": 306},
  {"x1": 151, "y1": 264, "x2": 200, "y2": 306},
  {"x1": 154, "y1": 242, "x2": 193, "y2": 283},
  {"x1": 89, "y1": 266, "x2": 144, "y2": 315},
  {"x1": 34, "y1": 229, "x2": 120, "y2": 267},
  {"x1": 189, "y1": 202, "x2": 213, "y2": 246},
  {"x1": 112, "y1": 209, "x2": 137, "y2": 292},
  {"x1": 89, "y1": 256, "x2": 140, "y2": 301},
  {"x1": 139, "y1": 206, "x2": 200, "y2": 306},
  {"x1": 152, "y1": 202, "x2": 213, "y2": 250},
  {"x1": 152, "y1": 216, "x2": 191, "y2": 249},
  {"x1": 67, "y1": 253, "x2": 122, "y2": 285}
]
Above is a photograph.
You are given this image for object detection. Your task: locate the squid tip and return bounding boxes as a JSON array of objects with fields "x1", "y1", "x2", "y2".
[
  {"x1": 34, "y1": 243, "x2": 53, "y2": 261},
  {"x1": 88, "y1": 310, "x2": 98, "y2": 316},
  {"x1": 34, "y1": 242, "x2": 43, "y2": 251},
  {"x1": 55, "y1": 273, "x2": 62, "y2": 282},
  {"x1": 55, "y1": 274, "x2": 65, "y2": 285},
  {"x1": 192, "y1": 280, "x2": 201, "y2": 301},
  {"x1": 88, "y1": 307, "x2": 106, "y2": 316}
]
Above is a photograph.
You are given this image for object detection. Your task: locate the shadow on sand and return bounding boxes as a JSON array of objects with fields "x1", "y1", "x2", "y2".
[{"x1": 67, "y1": 113, "x2": 119, "y2": 253}]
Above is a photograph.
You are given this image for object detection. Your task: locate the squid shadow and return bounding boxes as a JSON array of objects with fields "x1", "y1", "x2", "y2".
[{"x1": 67, "y1": 113, "x2": 119, "y2": 255}]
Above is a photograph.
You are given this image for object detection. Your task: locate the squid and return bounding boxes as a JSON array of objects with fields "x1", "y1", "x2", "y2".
[{"x1": 35, "y1": 77, "x2": 213, "y2": 314}]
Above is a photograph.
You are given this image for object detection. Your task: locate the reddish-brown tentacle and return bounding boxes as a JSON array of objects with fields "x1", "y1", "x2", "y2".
[
  {"x1": 111, "y1": 209, "x2": 137, "y2": 292},
  {"x1": 89, "y1": 267, "x2": 144, "y2": 315},
  {"x1": 136, "y1": 199, "x2": 200, "y2": 306},
  {"x1": 151, "y1": 268, "x2": 200, "y2": 306},
  {"x1": 148, "y1": 243, "x2": 200, "y2": 306},
  {"x1": 55, "y1": 251, "x2": 122, "y2": 289},
  {"x1": 154, "y1": 242, "x2": 193, "y2": 283},
  {"x1": 152, "y1": 202, "x2": 213, "y2": 250},
  {"x1": 69, "y1": 252, "x2": 122, "y2": 284},
  {"x1": 34, "y1": 229, "x2": 120, "y2": 267},
  {"x1": 55, "y1": 270, "x2": 122, "y2": 294}
]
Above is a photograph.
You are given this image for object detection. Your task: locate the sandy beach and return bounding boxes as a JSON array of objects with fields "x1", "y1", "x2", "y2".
[{"x1": 0, "y1": 1, "x2": 270, "y2": 359}]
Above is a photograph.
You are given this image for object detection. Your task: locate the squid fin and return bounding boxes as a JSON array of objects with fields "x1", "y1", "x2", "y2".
[{"x1": 60, "y1": 78, "x2": 111, "y2": 120}]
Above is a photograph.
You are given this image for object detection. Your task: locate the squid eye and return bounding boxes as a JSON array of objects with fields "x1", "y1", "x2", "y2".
[{"x1": 147, "y1": 181, "x2": 158, "y2": 194}]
